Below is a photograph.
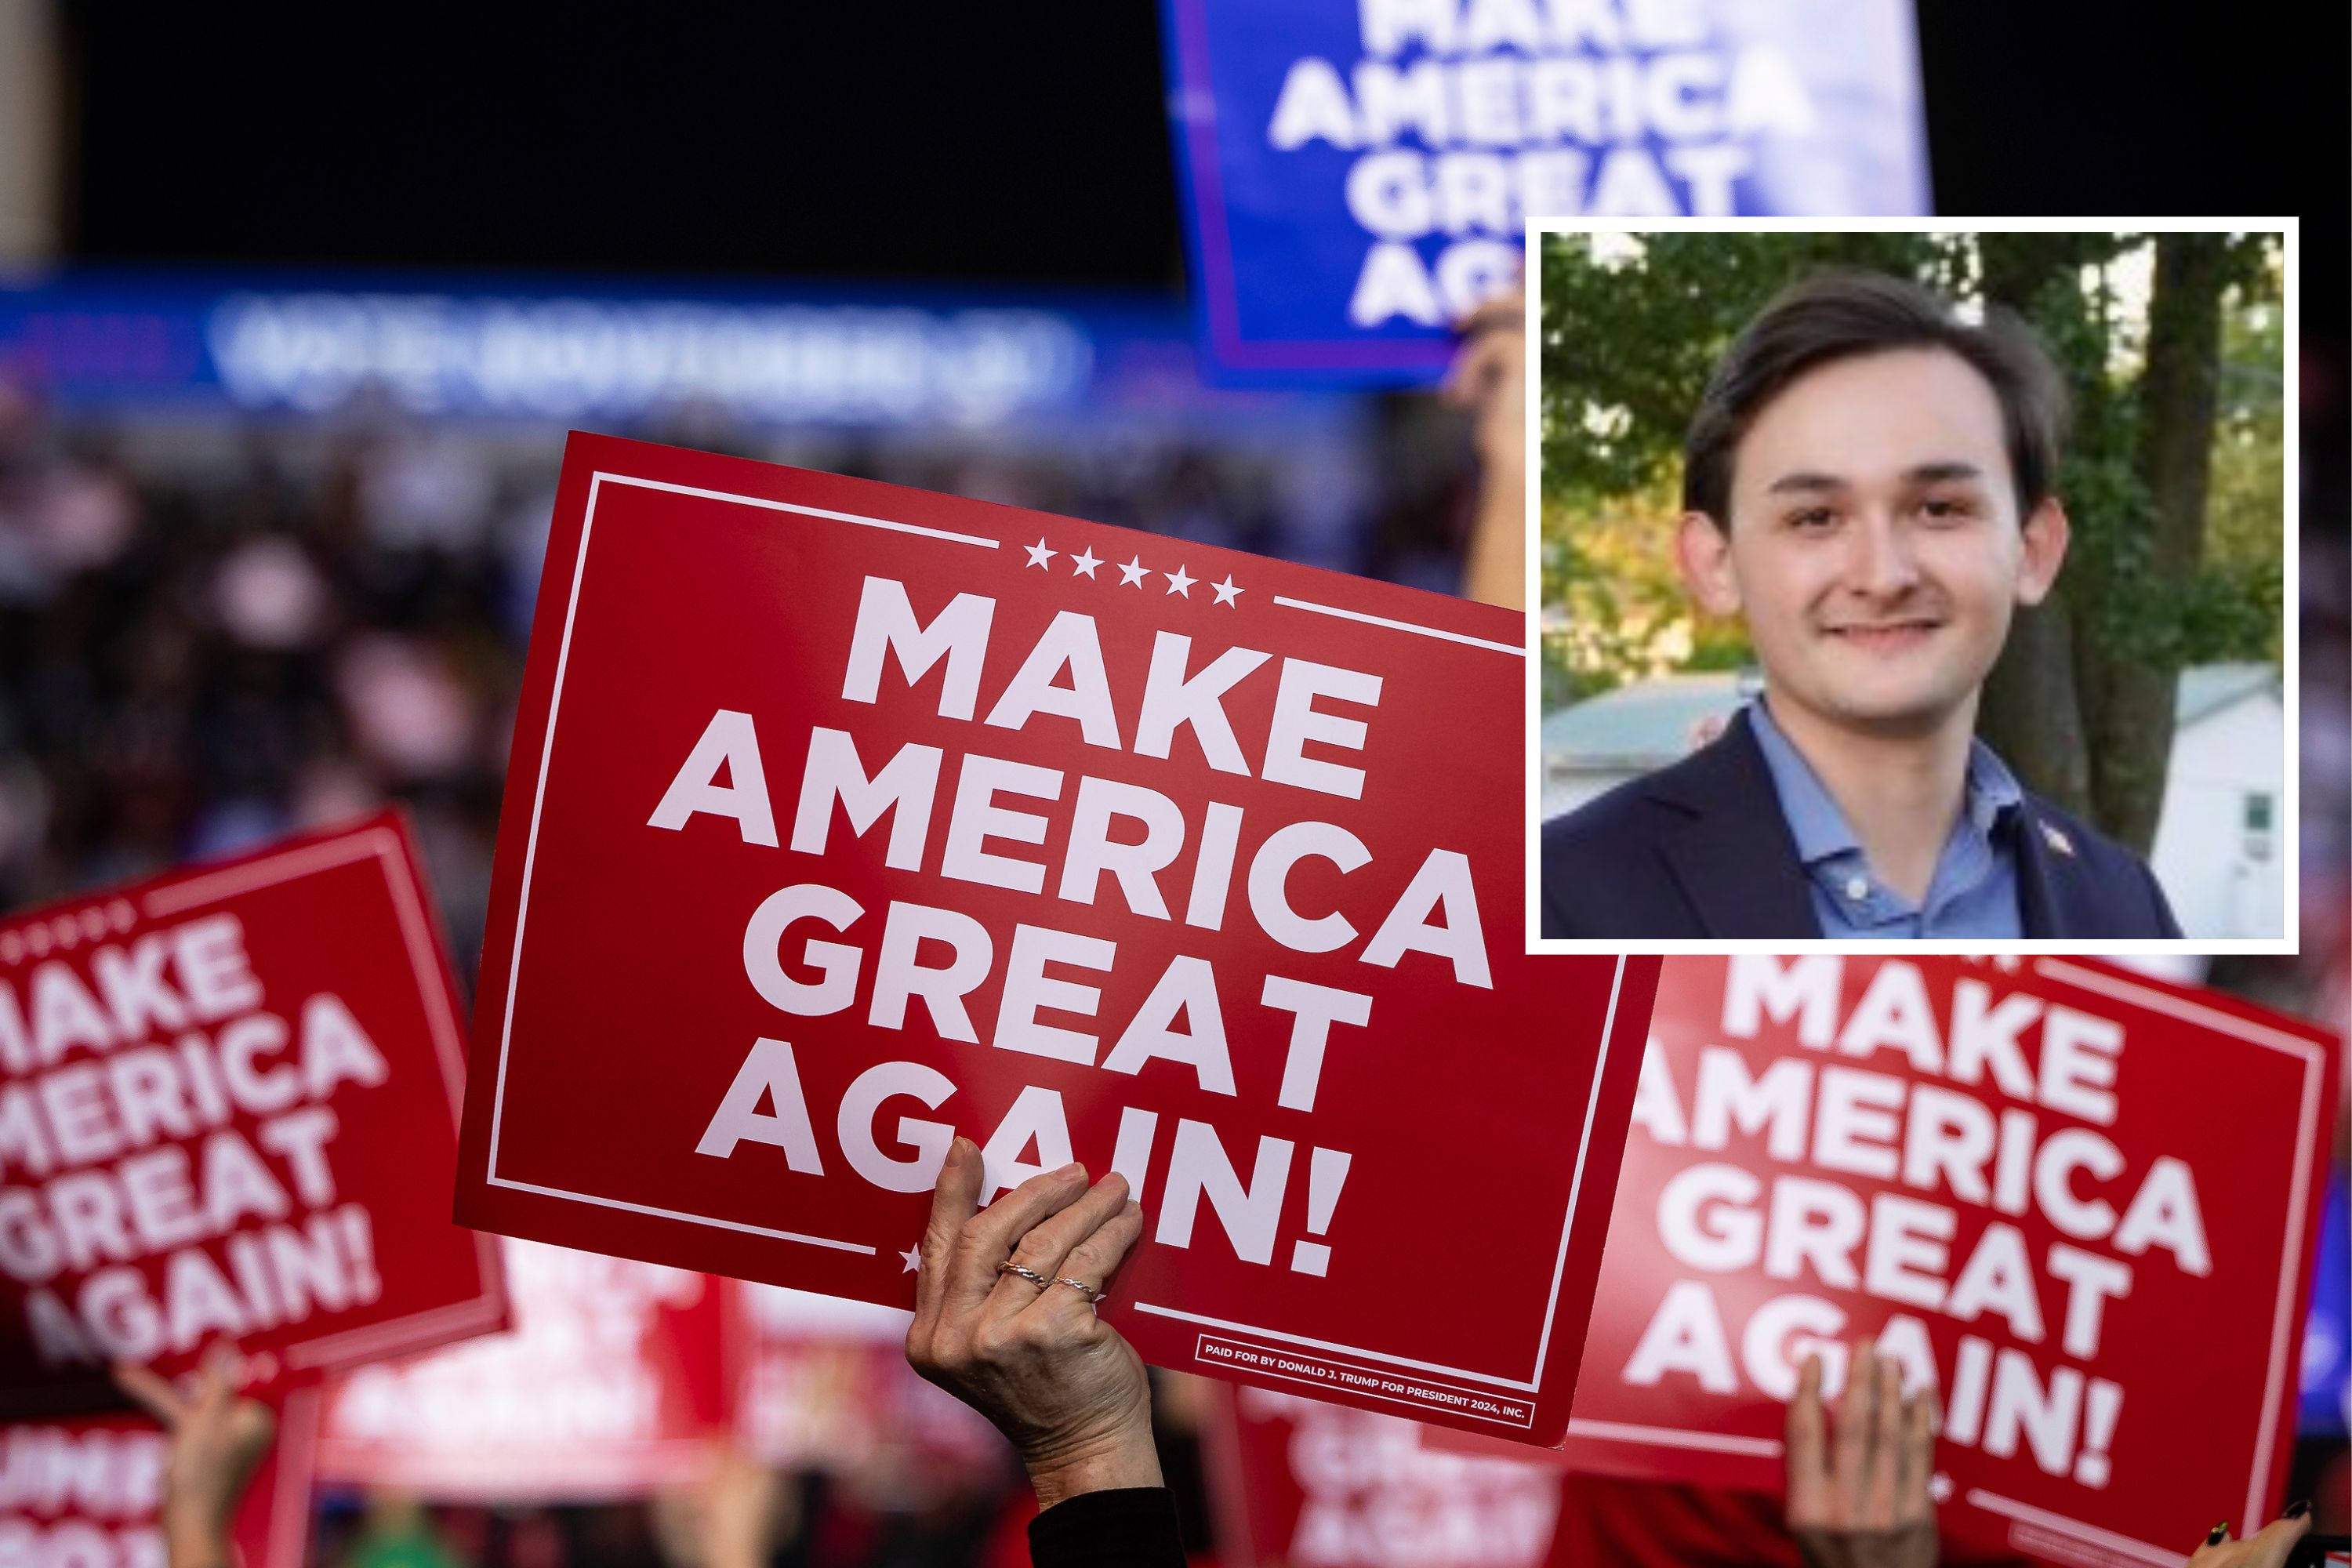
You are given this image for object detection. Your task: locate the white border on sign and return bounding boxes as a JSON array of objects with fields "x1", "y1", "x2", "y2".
[
  {"x1": 138, "y1": 822, "x2": 507, "y2": 1370},
  {"x1": 1521, "y1": 217, "x2": 2301, "y2": 959},
  {"x1": 1132, "y1": 953, "x2": 1629, "y2": 1392},
  {"x1": 262, "y1": 1385, "x2": 321, "y2": 1568},
  {"x1": 486, "y1": 466, "x2": 1614, "y2": 1393},
  {"x1": 1552, "y1": 957, "x2": 2327, "y2": 1563}
]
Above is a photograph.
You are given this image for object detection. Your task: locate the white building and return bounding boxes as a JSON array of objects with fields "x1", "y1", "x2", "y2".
[
  {"x1": 1539, "y1": 662, "x2": 2285, "y2": 940},
  {"x1": 2147, "y1": 663, "x2": 2286, "y2": 940}
]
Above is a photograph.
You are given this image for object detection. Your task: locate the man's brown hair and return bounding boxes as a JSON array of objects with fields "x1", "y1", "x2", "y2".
[{"x1": 1682, "y1": 269, "x2": 2071, "y2": 528}]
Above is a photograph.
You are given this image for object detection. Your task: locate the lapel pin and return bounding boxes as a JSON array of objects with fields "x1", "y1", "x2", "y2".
[{"x1": 2040, "y1": 822, "x2": 2076, "y2": 858}]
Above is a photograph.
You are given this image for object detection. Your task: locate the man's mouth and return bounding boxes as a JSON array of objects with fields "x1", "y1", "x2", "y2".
[{"x1": 1821, "y1": 619, "x2": 1943, "y2": 652}]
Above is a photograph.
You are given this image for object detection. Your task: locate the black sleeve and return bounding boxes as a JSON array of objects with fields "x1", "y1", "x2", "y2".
[{"x1": 1026, "y1": 1487, "x2": 1189, "y2": 1568}]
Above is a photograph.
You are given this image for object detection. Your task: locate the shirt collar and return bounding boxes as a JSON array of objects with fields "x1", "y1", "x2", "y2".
[{"x1": 1745, "y1": 697, "x2": 2022, "y2": 869}]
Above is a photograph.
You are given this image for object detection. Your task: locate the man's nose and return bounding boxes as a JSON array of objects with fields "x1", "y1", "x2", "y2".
[{"x1": 1843, "y1": 512, "x2": 1922, "y2": 597}]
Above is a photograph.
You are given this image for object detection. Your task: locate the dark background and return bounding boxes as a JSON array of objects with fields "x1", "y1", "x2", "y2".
[{"x1": 56, "y1": 4, "x2": 2349, "y2": 342}]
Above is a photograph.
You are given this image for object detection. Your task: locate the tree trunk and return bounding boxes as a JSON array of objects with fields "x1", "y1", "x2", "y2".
[
  {"x1": 1974, "y1": 234, "x2": 2093, "y2": 815},
  {"x1": 2078, "y1": 234, "x2": 2227, "y2": 853}
]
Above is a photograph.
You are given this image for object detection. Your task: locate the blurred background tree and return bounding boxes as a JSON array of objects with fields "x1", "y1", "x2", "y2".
[{"x1": 1537, "y1": 229, "x2": 2285, "y2": 854}]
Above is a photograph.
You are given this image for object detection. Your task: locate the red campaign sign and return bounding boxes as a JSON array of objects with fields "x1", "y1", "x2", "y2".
[
  {"x1": 1199, "y1": 1381, "x2": 1565, "y2": 1568},
  {"x1": 0, "y1": 813, "x2": 506, "y2": 1414},
  {"x1": 721, "y1": 1281, "x2": 1005, "y2": 1483},
  {"x1": 314, "y1": 1239, "x2": 726, "y2": 1499},
  {"x1": 452, "y1": 432, "x2": 1657, "y2": 1444},
  {"x1": 1556, "y1": 954, "x2": 2336, "y2": 1566},
  {"x1": 0, "y1": 1388, "x2": 319, "y2": 1568}
]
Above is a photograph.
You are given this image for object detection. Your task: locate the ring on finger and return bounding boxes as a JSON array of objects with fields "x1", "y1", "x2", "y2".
[
  {"x1": 996, "y1": 1261, "x2": 1053, "y2": 1289},
  {"x1": 1055, "y1": 1276, "x2": 1106, "y2": 1305}
]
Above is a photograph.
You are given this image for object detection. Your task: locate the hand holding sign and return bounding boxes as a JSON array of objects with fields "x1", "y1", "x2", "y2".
[
  {"x1": 113, "y1": 1344, "x2": 276, "y2": 1568},
  {"x1": 458, "y1": 434, "x2": 1653, "y2": 1443},
  {"x1": 906, "y1": 1138, "x2": 1157, "y2": 1509},
  {"x1": 1784, "y1": 1339, "x2": 1937, "y2": 1568},
  {"x1": 2187, "y1": 1508, "x2": 2318, "y2": 1568},
  {"x1": 1443, "y1": 285, "x2": 1527, "y2": 612}
]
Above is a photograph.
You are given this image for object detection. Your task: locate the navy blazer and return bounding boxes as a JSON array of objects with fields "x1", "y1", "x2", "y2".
[{"x1": 1539, "y1": 708, "x2": 2183, "y2": 940}]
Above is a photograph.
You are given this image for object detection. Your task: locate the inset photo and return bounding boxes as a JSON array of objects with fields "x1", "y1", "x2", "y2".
[{"x1": 1525, "y1": 221, "x2": 2296, "y2": 954}]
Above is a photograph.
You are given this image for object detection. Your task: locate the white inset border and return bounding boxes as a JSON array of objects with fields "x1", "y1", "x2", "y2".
[
  {"x1": 480, "y1": 471, "x2": 1001, "y2": 1258},
  {"x1": 1132, "y1": 953, "x2": 1629, "y2": 1392},
  {"x1": 1556, "y1": 954, "x2": 2325, "y2": 1551},
  {"x1": 1522, "y1": 217, "x2": 2300, "y2": 959},
  {"x1": 484, "y1": 466, "x2": 1627, "y2": 1370},
  {"x1": 142, "y1": 822, "x2": 508, "y2": 1370}
]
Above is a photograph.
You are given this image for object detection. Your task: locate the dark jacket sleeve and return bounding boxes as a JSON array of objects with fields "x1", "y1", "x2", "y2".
[
  {"x1": 1026, "y1": 1487, "x2": 1189, "y2": 1568},
  {"x1": 2143, "y1": 857, "x2": 2185, "y2": 938}
]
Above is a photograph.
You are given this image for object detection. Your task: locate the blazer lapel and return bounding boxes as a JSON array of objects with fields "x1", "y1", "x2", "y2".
[
  {"x1": 1647, "y1": 710, "x2": 1821, "y2": 938},
  {"x1": 2012, "y1": 804, "x2": 2100, "y2": 938}
]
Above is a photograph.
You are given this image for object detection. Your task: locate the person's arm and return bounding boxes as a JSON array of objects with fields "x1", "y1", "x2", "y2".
[
  {"x1": 1784, "y1": 1341, "x2": 2318, "y2": 1568},
  {"x1": 652, "y1": 1449, "x2": 792, "y2": 1568},
  {"x1": 904, "y1": 1137, "x2": 1183, "y2": 1568},
  {"x1": 1445, "y1": 288, "x2": 1530, "y2": 612},
  {"x1": 114, "y1": 1346, "x2": 276, "y2": 1568},
  {"x1": 1782, "y1": 1339, "x2": 1938, "y2": 1568}
]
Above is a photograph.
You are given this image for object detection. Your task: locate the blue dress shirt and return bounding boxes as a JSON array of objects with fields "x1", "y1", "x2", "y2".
[{"x1": 1746, "y1": 699, "x2": 2024, "y2": 939}]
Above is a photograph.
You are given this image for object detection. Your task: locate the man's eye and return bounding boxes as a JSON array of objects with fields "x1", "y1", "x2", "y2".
[
  {"x1": 1788, "y1": 507, "x2": 1836, "y2": 530},
  {"x1": 1921, "y1": 497, "x2": 1976, "y2": 522}
]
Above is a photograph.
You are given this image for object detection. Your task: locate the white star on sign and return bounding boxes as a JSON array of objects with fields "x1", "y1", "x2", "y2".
[
  {"x1": 1070, "y1": 546, "x2": 1102, "y2": 579},
  {"x1": 1210, "y1": 575, "x2": 1243, "y2": 607},
  {"x1": 1117, "y1": 556, "x2": 1149, "y2": 587},
  {"x1": 901, "y1": 1245, "x2": 922, "y2": 1273},
  {"x1": 1928, "y1": 1472, "x2": 1953, "y2": 1504},
  {"x1": 1024, "y1": 539, "x2": 1056, "y2": 568},
  {"x1": 1164, "y1": 564, "x2": 1195, "y2": 597}
]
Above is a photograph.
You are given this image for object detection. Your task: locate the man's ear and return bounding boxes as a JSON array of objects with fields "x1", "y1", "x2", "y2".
[
  {"x1": 1675, "y1": 510, "x2": 1742, "y2": 616},
  {"x1": 2015, "y1": 497, "x2": 2070, "y2": 606}
]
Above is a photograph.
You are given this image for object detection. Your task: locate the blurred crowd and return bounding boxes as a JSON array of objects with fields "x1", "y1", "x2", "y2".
[
  {"x1": 0, "y1": 386, "x2": 1486, "y2": 1000},
  {"x1": 0, "y1": 343, "x2": 2342, "y2": 1563}
]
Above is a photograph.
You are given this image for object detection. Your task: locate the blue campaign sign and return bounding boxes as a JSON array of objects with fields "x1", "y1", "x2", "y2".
[
  {"x1": 2300, "y1": 1171, "x2": 2348, "y2": 1436},
  {"x1": 1162, "y1": 0, "x2": 1933, "y2": 385},
  {"x1": 0, "y1": 270, "x2": 1333, "y2": 430}
]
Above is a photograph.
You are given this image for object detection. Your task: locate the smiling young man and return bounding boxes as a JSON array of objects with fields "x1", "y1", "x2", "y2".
[{"x1": 1540, "y1": 270, "x2": 2183, "y2": 941}]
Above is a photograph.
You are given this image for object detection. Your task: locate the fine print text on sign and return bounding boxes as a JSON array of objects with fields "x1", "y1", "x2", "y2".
[
  {"x1": 1556, "y1": 953, "x2": 2336, "y2": 1566},
  {"x1": 1200, "y1": 1381, "x2": 1565, "y2": 1568},
  {"x1": 0, "y1": 813, "x2": 507, "y2": 1415},
  {"x1": 456, "y1": 432, "x2": 1657, "y2": 1444}
]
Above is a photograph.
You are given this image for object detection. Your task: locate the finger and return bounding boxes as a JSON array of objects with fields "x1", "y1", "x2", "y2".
[
  {"x1": 911, "y1": 1136, "x2": 984, "y2": 1341},
  {"x1": 1455, "y1": 288, "x2": 1525, "y2": 340},
  {"x1": 1861, "y1": 1352, "x2": 1904, "y2": 1526},
  {"x1": 1440, "y1": 331, "x2": 1502, "y2": 406},
  {"x1": 1019, "y1": 1199, "x2": 1145, "y2": 1326},
  {"x1": 2186, "y1": 1522, "x2": 2235, "y2": 1563},
  {"x1": 1831, "y1": 1340, "x2": 1877, "y2": 1516},
  {"x1": 948, "y1": 1158, "x2": 1091, "y2": 1307},
  {"x1": 197, "y1": 1340, "x2": 249, "y2": 1408},
  {"x1": 111, "y1": 1361, "x2": 185, "y2": 1428},
  {"x1": 2238, "y1": 1511, "x2": 2313, "y2": 1568},
  {"x1": 985, "y1": 1171, "x2": 1131, "y2": 1316},
  {"x1": 1894, "y1": 1384, "x2": 1940, "y2": 1529},
  {"x1": 1783, "y1": 1352, "x2": 1829, "y2": 1524}
]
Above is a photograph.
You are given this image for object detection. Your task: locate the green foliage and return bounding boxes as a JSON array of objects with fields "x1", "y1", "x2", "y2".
[
  {"x1": 1538, "y1": 485, "x2": 1751, "y2": 705},
  {"x1": 1537, "y1": 230, "x2": 1961, "y2": 509},
  {"x1": 1534, "y1": 229, "x2": 2285, "y2": 696},
  {"x1": 2205, "y1": 276, "x2": 2286, "y2": 659}
]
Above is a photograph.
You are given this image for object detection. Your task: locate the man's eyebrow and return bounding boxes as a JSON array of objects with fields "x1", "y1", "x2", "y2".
[
  {"x1": 1762, "y1": 471, "x2": 1846, "y2": 495},
  {"x1": 1907, "y1": 461, "x2": 1987, "y2": 485}
]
